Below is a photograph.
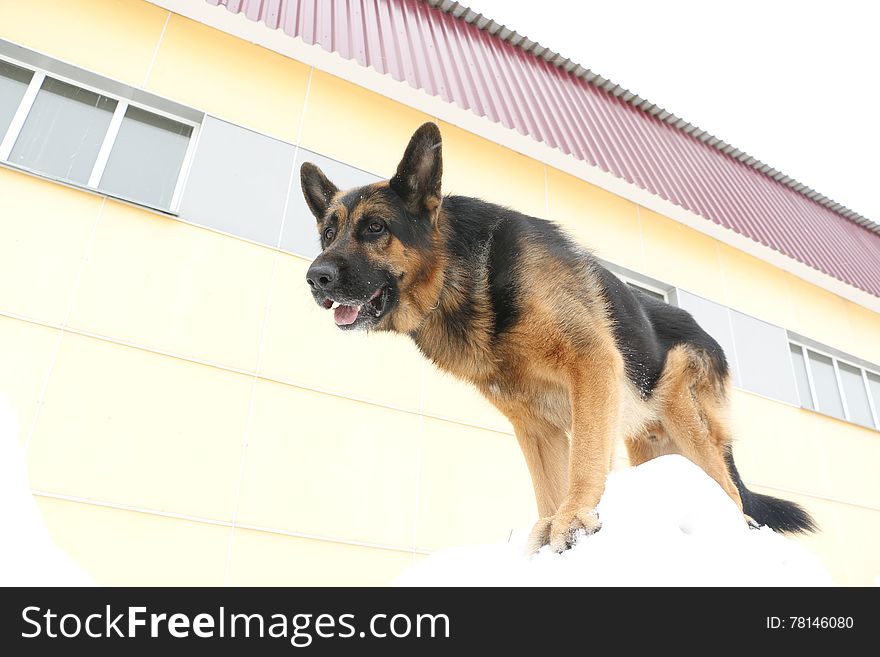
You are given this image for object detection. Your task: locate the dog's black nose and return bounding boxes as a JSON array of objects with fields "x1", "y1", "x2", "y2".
[{"x1": 306, "y1": 261, "x2": 339, "y2": 291}]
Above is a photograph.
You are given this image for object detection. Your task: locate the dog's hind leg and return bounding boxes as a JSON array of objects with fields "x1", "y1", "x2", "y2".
[
  {"x1": 654, "y1": 345, "x2": 744, "y2": 511},
  {"x1": 624, "y1": 422, "x2": 678, "y2": 467}
]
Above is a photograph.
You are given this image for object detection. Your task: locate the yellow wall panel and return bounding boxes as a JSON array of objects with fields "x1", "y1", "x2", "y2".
[
  {"x1": 546, "y1": 166, "x2": 643, "y2": 271},
  {"x1": 639, "y1": 208, "x2": 724, "y2": 300},
  {"x1": 27, "y1": 333, "x2": 251, "y2": 520},
  {"x1": 259, "y1": 253, "x2": 427, "y2": 412},
  {"x1": 438, "y1": 122, "x2": 546, "y2": 219},
  {"x1": 747, "y1": 486, "x2": 851, "y2": 584},
  {"x1": 815, "y1": 500, "x2": 880, "y2": 586},
  {"x1": 843, "y1": 300, "x2": 880, "y2": 366},
  {"x1": 36, "y1": 496, "x2": 230, "y2": 586},
  {"x1": 0, "y1": 316, "x2": 60, "y2": 446},
  {"x1": 0, "y1": 0, "x2": 168, "y2": 87},
  {"x1": 67, "y1": 201, "x2": 274, "y2": 373},
  {"x1": 749, "y1": 486, "x2": 880, "y2": 587},
  {"x1": 228, "y1": 529, "x2": 413, "y2": 586},
  {"x1": 0, "y1": 167, "x2": 103, "y2": 324},
  {"x1": 416, "y1": 417, "x2": 534, "y2": 551},
  {"x1": 813, "y1": 418, "x2": 880, "y2": 509},
  {"x1": 734, "y1": 390, "x2": 878, "y2": 516},
  {"x1": 785, "y1": 272, "x2": 856, "y2": 356},
  {"x1": 717, "y1": 243, "x2": 795, "y2": 329},
  {"x1": 236, "y1": 379, "x2": 421, "y2": 548},
  {"x1": 728, "y1": 390, "x2": 832, "y2": 499},
  {"x1": 146, "y1": 14, "x2": 310, "y2": 142},
  {"x1": 421, "y1": 368, "x2": 511, "y2": 434},
  {"x1": 299, "y1": 71, "x2": 432, "y2": 175}
]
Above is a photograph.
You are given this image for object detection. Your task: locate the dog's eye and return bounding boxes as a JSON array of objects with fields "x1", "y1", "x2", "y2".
[
  {"x1": 323, "y1": 227, "x2": 336, "y2": 242},
  {"x1": 367, "y1": 221, "x2": 385, "y2": 234}
]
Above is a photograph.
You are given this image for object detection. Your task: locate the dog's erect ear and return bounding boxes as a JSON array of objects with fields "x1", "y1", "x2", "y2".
[
  {"x1": 390, "y1": 122, "x2": 442, "y2": 217},
  {"x1": 301, "y1": 162, "x2": 339, "y2": 220}
]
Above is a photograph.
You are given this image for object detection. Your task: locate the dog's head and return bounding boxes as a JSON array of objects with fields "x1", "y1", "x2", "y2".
[{"x1": 301, "y1": 122, "x2": 444, "y2": 332}]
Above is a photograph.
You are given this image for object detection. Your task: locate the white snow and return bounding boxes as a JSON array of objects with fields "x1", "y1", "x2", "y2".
[
  {"x1": 396, "y1": 455, "x2": 833, "y2": 586},
  {"x1": 0, "y1": 394, "x2": 93, "y2": 586}
]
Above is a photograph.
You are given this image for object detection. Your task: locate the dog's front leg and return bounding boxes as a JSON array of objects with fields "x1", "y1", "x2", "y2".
[
  {"x1": 527, "y1": 355, "x2": 621, "y2": 553},
  {"x1": 509, "y1": 415, "x2": 570, "y2": 519}
]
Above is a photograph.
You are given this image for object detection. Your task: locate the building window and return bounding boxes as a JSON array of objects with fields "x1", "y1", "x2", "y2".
[
  {"x1": 0, "y1": 57, "x2": 197, "y2": 212},
  {"x1": 809, "y1": 351, "x2": 844, "y2": 418},
  {"x1": 597, "y1": 259, "x2": 672, "y2": 305},
  {"x1": 789, "y1": 341, "x2": 880, "y2": 429},
  {"x1": 0, "y1": 60, "x2": 32, "y2": 137},
  {"x1": 868, "y1": 372, "x2": 880, "y2": 416},
  {"x1": 625, "y1": 281, "x2": 667, "y2": 302},
  {"x1": 8, "y1": 77, "x2": 117, "y2": 184},
  {"x1": 99, "y1": 106, "x2": 193, "y2": 209},
  {"x1": 789, "y1": 343, "x2": 814, "y2": 411},
  {"x1": 838, "y1": 362, "x2": 874, "y2": 427}
]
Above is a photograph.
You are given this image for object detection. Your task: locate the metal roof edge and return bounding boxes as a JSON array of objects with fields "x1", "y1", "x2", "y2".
[{"x1": 425, "y1": 0, "x2": 879, "y2": 234}]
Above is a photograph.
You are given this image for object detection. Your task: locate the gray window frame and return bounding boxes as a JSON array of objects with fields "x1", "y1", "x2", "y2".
[
  {"x1": 600, "y1": 260, "x2": 673, "y2": 304},
  {"x1": 622, "y1": 278, "x2": 668, "y2": 302},
  {"x1": 789, "y1": 340, "x2": 880, "y2": 430},
  {"x1": 0, "y1": 53, "x2": 201, "y2": 213}
]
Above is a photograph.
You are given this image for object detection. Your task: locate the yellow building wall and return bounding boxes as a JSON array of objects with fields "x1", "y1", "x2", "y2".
[{"x1": 1, "y1": 0, "x2": 878, "y2": 586}]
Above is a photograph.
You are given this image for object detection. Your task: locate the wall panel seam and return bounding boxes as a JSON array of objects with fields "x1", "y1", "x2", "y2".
[
  {"x1": 32, "y1": 489, "x2": 428, "y2": 556},
  {"x1": 142, "y1": 11, "x2": 173, "y2": 88},
  {"x1": 743, "y1": 480, "x2": 880, "y2": 514},
  {"x1": 223, "y1": 65, "x2": 317, "y2": 585},
  {"x1": 22, "y1": 198, "x2": 107, "y2": 452}
]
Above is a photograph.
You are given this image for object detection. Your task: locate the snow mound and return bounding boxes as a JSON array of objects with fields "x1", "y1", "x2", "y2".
[
  {"x1": 397, "y1": 455, "x2": 832, "y2": 586},
  {"x1": 0, "y1": 394, "x2": 93, "y2": 586}
]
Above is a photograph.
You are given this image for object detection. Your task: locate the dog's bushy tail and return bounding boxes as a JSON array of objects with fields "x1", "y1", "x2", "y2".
[{"x1": 724, "y1": 448, "x2": 817, "y2": 534}]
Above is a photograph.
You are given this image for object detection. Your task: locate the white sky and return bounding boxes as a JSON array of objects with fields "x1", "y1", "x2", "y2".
[{"x1": 467, "y1": 0, "x2": 879, "y2": 225}]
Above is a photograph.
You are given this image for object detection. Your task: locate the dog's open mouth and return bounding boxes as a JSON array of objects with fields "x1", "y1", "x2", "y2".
[{"x1": 321, "y1": 286, "x2": 389, "y2": 327}]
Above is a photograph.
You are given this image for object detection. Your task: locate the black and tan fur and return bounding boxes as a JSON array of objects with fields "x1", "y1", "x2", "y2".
[{"x1": 301, "y1": 122, "x2": 816, "y2": 552}]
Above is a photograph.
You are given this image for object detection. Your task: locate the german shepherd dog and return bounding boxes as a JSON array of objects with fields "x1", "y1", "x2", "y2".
[{"x1": 300, "y1": 123, "x2": 816, "y2": 553}]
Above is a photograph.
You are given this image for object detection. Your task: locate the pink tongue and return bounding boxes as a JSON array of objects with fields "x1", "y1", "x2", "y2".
[{"x1": 334, "y1": 304, "x2": 360, "y2": 326}]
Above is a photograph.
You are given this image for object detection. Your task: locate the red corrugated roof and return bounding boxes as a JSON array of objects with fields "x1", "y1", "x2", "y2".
[{"x1": 206, "y1": 0, "x2": 880, "y2": 298}]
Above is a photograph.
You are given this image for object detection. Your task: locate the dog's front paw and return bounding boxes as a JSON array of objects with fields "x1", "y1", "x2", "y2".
[
  {"x1": 525, "y1": 517, "x2": 552, "y2": 555},
  {"x1": 526, "y1": 503, "x2": 601, "y2": 554}
]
